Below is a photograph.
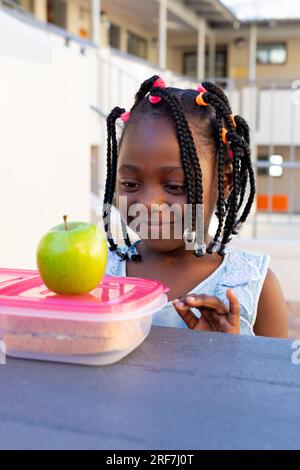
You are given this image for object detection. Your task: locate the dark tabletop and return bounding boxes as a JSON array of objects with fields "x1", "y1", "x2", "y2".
[{"x1": 0, "y1": 326, "x2": 299, "y2": 450}]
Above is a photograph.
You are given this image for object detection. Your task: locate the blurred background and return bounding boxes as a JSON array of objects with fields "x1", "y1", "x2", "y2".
[{"x1": 0, "y1": 0, "x2": 299, "y2": 336}]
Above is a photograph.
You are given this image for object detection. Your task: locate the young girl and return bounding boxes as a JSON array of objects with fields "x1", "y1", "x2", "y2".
[{"x1": 103, "y1": 75, "x2": 288, "y2": 338}]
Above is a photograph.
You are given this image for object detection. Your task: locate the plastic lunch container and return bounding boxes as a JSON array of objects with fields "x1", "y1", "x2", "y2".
[{"x1": 0, "y1": 267, "x2": 169, "y2": 366}]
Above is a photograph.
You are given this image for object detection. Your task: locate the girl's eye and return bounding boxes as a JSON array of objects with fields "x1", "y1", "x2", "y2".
[
  {"x1": 120, "y1": 182, "x2": 140, "y2": 191},
  {"x1": 164, "y1": 184, "x2": 186, "y2": 194}
]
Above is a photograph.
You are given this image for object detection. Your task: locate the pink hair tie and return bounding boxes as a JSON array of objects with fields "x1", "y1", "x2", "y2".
[
  {"x1": 153, "y1": 77, "x2": 166, "y2": 88},
  {"x1": 149, "y1": 95, "x2": 161, "y2": 104},
  {"x1": 120, "y1": 111, "x2": 131, "y2": 123},
  {"x1": 197, "y1": 83, "x2": 207, "y2": 94},
  {"x1": 149, "y1": 77, "x2": 165, "y2": 104},
  {"x1": 229, "y1": 149, "x2": 233, "y2": 159}
]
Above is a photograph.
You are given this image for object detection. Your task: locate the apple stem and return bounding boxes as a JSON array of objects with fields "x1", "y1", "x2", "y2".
[{"x1": 63, "y1": 214, "x2": 68, "y2": 231}]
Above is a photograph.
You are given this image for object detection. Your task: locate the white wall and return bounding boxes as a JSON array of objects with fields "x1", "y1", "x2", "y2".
[{"x1": 0, "y1": 9, "x2": 97, "y2": 269}]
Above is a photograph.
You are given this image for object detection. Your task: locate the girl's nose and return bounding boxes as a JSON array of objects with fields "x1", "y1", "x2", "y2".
[{"x1": 140, "y1": 186, "x2": 166, "y2": 209}]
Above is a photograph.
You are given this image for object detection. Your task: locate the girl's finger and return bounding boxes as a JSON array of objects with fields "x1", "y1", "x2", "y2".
[
  {"x1": 226, "y1": 288, "x2": 240, "y2": 325},
  {"x1": 205, "y1": 310, "x2": 239, "y2": 334},
  {"x1": 184, "y1": 294, "x2": 229, "y2": 315},
  {"x1": 172, "y1": 299, "x2": 198, "y2": 329},
  {"x1": 217, "y1": 316, "x2": 233, "y2": 333},
  {"x1": 198, "y1": 309, "x2": 220, "y2": 331}
]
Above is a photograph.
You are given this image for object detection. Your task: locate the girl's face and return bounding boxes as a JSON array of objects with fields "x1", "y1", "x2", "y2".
[{"x1": 116, "y1": 115, "x2": 233, "y2": 254}]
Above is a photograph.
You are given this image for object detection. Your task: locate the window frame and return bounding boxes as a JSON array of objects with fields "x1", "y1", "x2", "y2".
[
  {"x1": 127, "y1": 30, "x2": 148, "y2": 60},
  {"x1": 256, "y1": 42, "x2": 287, "y2": 66},
  {"x1": 109, "y1": 23, "x2": 121, "y2": 50},
  {"x1": 182, "y1": 47, "x2": 228, "y2": 79}
]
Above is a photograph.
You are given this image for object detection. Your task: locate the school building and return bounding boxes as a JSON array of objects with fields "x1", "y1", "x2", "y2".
[{"x1": 13, "y1": 0, "x2": 300, "y2": 219}]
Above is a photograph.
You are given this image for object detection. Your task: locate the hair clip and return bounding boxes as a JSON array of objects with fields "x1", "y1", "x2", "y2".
[
  {"x1": 183, "y1": 229, "x2": 196, "y2": 244},
  {"x1": 222, "y1": 127, "x2": 228, "y2": 145},
  {"x1": 197, "y1": 83, "x2": 207, "y2": 94},
  {"x1": 196, "y1": 93, "x2": 208, "y2": 107},
  {"x1": 120, "y1": 111, "x2": 131, "y2": 123},
  {"x1": 115, "y1": 247, "x2": 128, "y2": 260},
  {"x1": 149, "y1": 95, "x2": 161, "y2": 104},
  {"x1": 206, "y1": 239, "x2": 220, "y2": 254},
  {"x1": 127, "y1": 244, "x2": 142, "y2": 262},
  {"x1": 230, "y1": 113, "x2": 237, "y2": 128},
  {"x1": 149, "y1": 76, "x2": 165, "y2": 103},
  {"x1": 218, "y1": 243, "x2": 229, "y2": 256},
  {"x1": 153, "y1": 77, "x2": 166, "y2": 88},
  {"x1": 194, "y1": 243, "x2": 207, "y2": 257}
]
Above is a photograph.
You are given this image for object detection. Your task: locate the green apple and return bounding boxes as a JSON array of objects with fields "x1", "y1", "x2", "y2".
[{"x1": 37, "y1": 215, "x2": 108, "y2": 295}]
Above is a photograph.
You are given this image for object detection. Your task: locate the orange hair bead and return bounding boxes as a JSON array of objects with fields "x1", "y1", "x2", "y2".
[
  {"x1": 222, "y1": 127, "x2": 228, "y2": 145},
  {"x1": 230, "y1": 113, "x2": 237, "y2": 128},
  {"x1": 195, "y1": 93, "x2": 208, "y2": 106}
]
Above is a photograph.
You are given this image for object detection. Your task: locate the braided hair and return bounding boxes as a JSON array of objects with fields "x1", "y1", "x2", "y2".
[{"x1": 103, "y1": 75, "x2": 255, "y2": 260}]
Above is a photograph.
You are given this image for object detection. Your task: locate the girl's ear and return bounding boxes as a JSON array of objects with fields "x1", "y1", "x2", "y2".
[{"x1": 223, "y1": 159, "x2": 233, "y2": 200}]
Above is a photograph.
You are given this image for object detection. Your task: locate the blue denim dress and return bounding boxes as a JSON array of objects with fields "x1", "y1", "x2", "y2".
[{"x1": 105, "y1": 240, "x2": 270, "y2": 335}]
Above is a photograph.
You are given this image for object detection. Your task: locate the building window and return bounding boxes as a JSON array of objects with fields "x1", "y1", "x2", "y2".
[
  {"x1": 127, "y1": 31, "x2": 148, "y2": 59},
  {"x1": 182, "y1": 49, "x2": 227, "y2": 79},
  {"x1": 257, "y1": 155, "x2": 283, "y2": 177},
  {"x1": 47, "y1": 0, "x2": 55, "y2": 24},
  {"x1": 257, "y1": 43, "x2": 287, "y2": 65},
  {"x1": 109, "y1": 23, "x2": 121, "y2": 49},
  {"x1": 183, "y1": 53, "x2": 197, "y2": 78},
  {"x1": 47, "y1": 0, "x2": 67, "y2": 29},
  {"x1": 214, "y1": 50, "x2": 227, "y2": 78}
]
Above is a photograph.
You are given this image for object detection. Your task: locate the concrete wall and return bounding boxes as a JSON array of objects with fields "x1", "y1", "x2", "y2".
[{"x1": 0, "y1": 8, "x2": 96, "y2": 269}]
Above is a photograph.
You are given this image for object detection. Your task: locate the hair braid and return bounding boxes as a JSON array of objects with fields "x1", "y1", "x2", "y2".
[
  {"x1": 206, "y1": 113, "x2": 227, "y2": 253},
  {"x1": 236, "y1": 141, "x2": 256, "y2": 224},
  {"x1": 104, "y1": 106, "x2": 133, "y2": 253},
  {"x1": 202, "y1": 81, "x2": 232, "y2": 112},
  {"x1": 133, "y1": 75, "x2": 160, "y2": 108},
  {"x1": 200, "y1": 91, "x2": 237, "y2": 254},
  {"x1": 219, "y1": 133, "x2": 242, "y2": 250},
  {"x1": 201, "y1": 88, "x2": 256, "y2": 253}
]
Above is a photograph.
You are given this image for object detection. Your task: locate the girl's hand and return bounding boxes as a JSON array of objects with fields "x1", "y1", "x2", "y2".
[{"x1": 172, "y1": 289, "x2": 240, "y2": 334}]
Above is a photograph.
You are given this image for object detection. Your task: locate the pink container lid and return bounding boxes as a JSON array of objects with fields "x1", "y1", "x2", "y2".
[{"x1": 0, "y1": 267, "x2": 169, "y2": 315}]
